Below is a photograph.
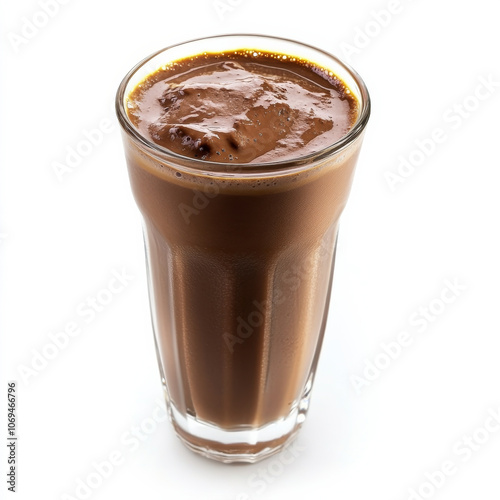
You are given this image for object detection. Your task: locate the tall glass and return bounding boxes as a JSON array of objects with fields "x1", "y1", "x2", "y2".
[{"x1": 116, "y1": 34, "x2": 370, "y2": 463}]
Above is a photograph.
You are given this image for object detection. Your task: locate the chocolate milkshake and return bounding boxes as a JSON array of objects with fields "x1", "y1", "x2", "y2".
[{"x1": 116, "y1": 35, "x2": 370, "y2": 463}]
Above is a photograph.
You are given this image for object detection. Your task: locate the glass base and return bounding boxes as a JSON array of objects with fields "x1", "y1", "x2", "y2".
[{"x1": 164, "y1": 378, "x2": 313, "y2": 463}]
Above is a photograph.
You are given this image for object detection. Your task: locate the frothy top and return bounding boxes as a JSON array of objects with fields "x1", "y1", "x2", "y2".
[{"x1": 126, "y1": 50, "x2": 358, "y2": 164}]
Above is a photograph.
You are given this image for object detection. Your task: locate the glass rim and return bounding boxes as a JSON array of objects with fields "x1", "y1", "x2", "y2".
[{"x1": 115, "y1": 33, "x2": 371, "y2": 175}]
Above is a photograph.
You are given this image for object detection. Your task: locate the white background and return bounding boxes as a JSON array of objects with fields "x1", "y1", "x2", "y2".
[{"x1": 1, "y1": 0, "x2": 500, "y2": 498}]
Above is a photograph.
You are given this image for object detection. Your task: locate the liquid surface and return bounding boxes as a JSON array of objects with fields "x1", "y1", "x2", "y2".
[{"x1": 126, "y1": 50, "x2": 358, "y2": 163}]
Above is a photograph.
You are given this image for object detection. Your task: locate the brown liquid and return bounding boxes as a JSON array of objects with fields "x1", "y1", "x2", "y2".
[{"x1": 123, "y1": 50, "x2": 361, "y2": 451}]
